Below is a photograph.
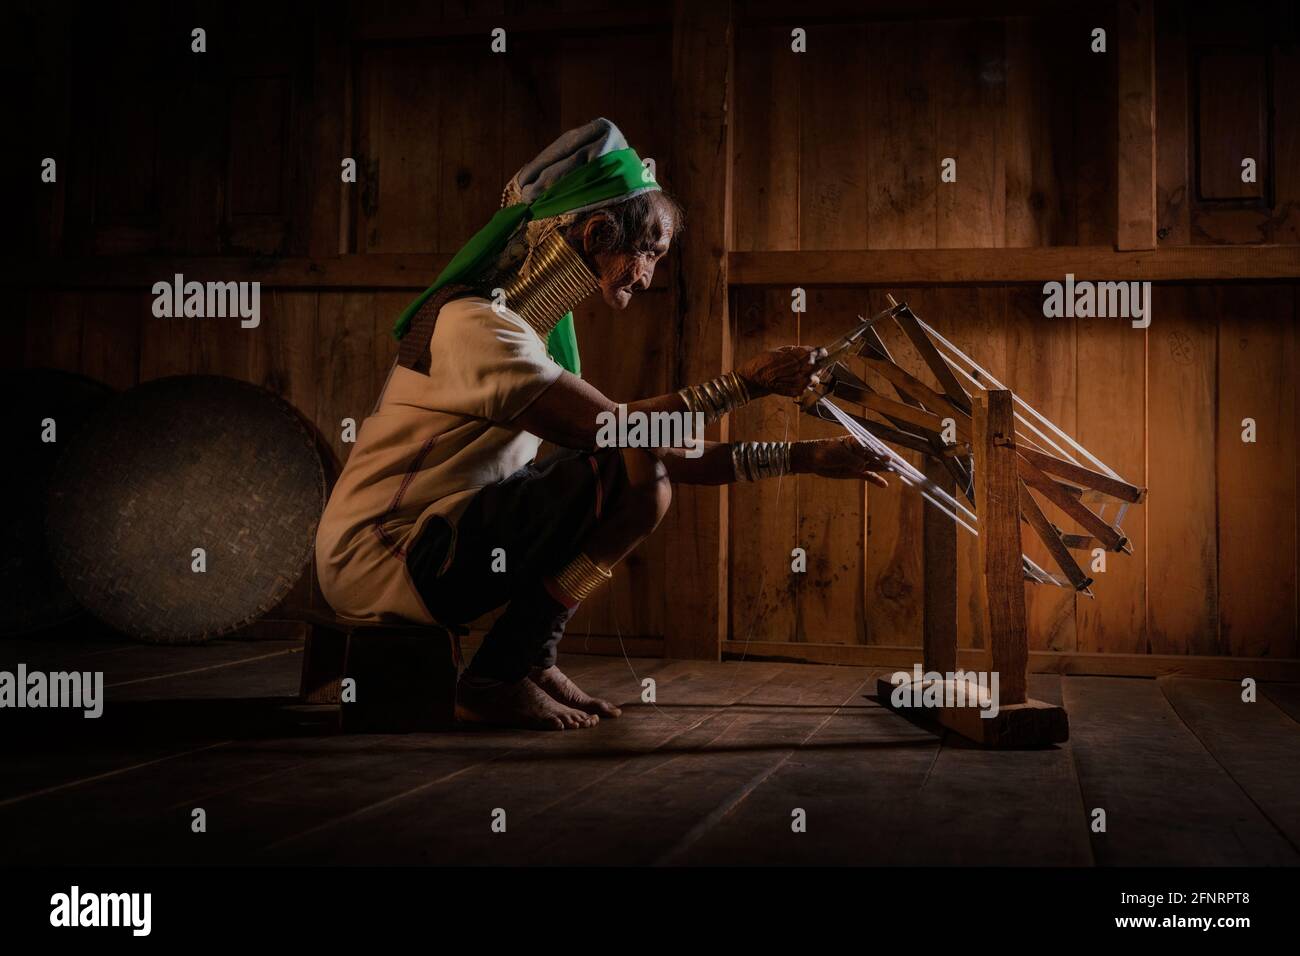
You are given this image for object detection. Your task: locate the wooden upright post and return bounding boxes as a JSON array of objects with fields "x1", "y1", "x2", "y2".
[
  {"x1": 1117, "y1": 0, "x2": 1157, "y2": 250},
  {"x1": 878, "y1": 387, "x2": 1068, "y2": 747},
  {"x1": 922, "y1": 459, "x2": 958, "y2": 675},
  {"x1": 665, "y1": 0, "x2": 733, "y2": 660},
  {"x1": 972, "y1": 390, "x2": 1029, "y2": 706}
]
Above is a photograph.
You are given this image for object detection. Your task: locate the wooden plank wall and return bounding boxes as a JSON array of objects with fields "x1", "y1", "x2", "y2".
[
  {"x1": 1154, "y1": 0, "x2": 1300, "y2": 244},
  {"x1": 728, "y1": 4, "x2": 1299, "y2": 660},
  {"x1": 9, "y1": 0, "x2": 1300, "y2": 663},
  {"x1": 729, "y1": 283, "x2": 1298, "y2": 659},
  {"x1": 10, "y1": 0, "x2": 678, "y2": 644},
  {"x1": 733, "y1": 9, "x2": 1118, "y2": 253}
]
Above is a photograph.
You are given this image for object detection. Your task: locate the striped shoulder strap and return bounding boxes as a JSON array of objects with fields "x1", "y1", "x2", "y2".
[{"x1": 396, "y1": 283, "x2": 479, "y2": 374}]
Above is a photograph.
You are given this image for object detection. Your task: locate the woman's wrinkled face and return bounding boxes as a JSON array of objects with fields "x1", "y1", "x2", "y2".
[{"x1": 582, "y1": 209, "x2": 674, "y2": 310}]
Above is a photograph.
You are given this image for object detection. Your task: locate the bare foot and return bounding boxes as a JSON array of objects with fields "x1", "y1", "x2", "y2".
[
  {"x1": 530, "y1": 665, "x2": 623, "y2": 718},
  {"x1": 456, "y1": 675, "x2": 598, "y2": 731}
]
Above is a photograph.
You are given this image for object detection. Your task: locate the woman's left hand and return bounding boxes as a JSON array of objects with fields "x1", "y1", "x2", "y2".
[{"x1": 794, "y1": 437, "x2": 891, "y2": 486}]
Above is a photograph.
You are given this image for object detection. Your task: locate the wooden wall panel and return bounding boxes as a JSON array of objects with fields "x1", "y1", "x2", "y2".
[
  {"x1": 86, "y1": 69, "x2": 166, "y2": 255},
  {"x1": 866, "y1": 22, "x2": 936, "y2": 250},
  {"x1": 1154, "y1": 0, "x2": 1191, "y2": 245},
  {"x1": 1147, "y1": 285, "x2": 1218, "y2": 654},
  {"x1": 662, "y1": 0, "x2": 729, "y2": 660},
  {"x1": 860, "y1": 288, "x2": 928, "y2": 646},
  {"x1": 17, "y1": 1, "x2": 1300, "y2": 662},
  {"x1": 1072, "y1": 6, "x2": 1118, "y2": 246},
  {"x1": 22, "y1": 291, "x2": 139, "y2": 390},
  {"x1": 250, "y1": 291, "x2": 322, "y2": 432},
  {"x1": 138, "y1": 310, "x2": 199, "y2": 383},
  {"x1": 500, "y1": 39, "x2": 563, "y2": 192},
  {"x1": 728, "y1": 288, "x2": 799, "y2": 644},
  {"x1": 1274, "y1": 42, "x2": 1300, "y2": 244},
  {"x1": 1216, "y1": 286, "x2": 1296, "y2": 658},
  {"x1": 933, "y1": 18, "x2": 1006, "y2": 248},
  {"x1": 1195, "y1": 52, "x2": 1268, "y2": 202},
  {"x1": 927, "y1": 286, "x2": 1007, "y2": 651},
  {"x1": 733, "y1": 12, "x2": 1119, "y2": 251},
  {"x1": 558, "y1": 31, "x2": 674, "y2": 188},
  {"x1": 78, "y1": 294, "x2": 143, "y2": 392},
  {"x1": 356, "y1": 46, "x2": 442, "y2": 254},
  {"x1": 798, "y1": 24, "x2": 869, "y2": 250},
  {"x1": 228, "y1": 75, "x2": 289, "y2": 216},
  {"x1": 571, "y1": 290, "x2": 672, "y2": 639},
  {"x1": 435, "y1": 49, "x2": 504, "y2": 254},
  {"x1": 1174, "y1": 3, "x2": 1299, "y2": 244},
  {"x1": 1075, "y1": 315, "x2": 1147, "y2": 655},
  {"x1": 353, "y1": 25, "x2": 673, "y2": 247},
  {"x1": 731, "y1": 24, "x2": 800, "y2": 251},
  {"x1": 722, "y1": 280, "x2": 1295, "y2": 664},
  {"x1": 798, "y1": 290, "x2": 868, "y2": 643},
  {"x1": 1117, "y1": 0, "x2": 1157, "y2": 251},
  {"x1": 1005, "y1": 287, "x2": 1078, "y2": 652},
  {"x1": 315, "y1": 293, "x2": 386, "y2": 467},
  {"x1": 23, "y1": 292, "x2": 83, "y2": 375},
  {"x1": 226, "y1": 71, "x2": 292, "y2": 254},
  {"x1": 794, "y1": 33, "x2": 869, "y2": 641},
  {"x1": 1002, "y1": 18, "x2": 1054, "y2": 246}
]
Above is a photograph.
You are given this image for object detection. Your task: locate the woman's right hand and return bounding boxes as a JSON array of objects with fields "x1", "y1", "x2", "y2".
[{"x1": 737, "y1": 346, "x2": 829, "y2": 399}]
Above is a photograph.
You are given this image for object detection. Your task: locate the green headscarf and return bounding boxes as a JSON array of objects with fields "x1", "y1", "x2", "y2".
[{"x1": 393, "y1": 145, "x2": 658, "y2": 377}]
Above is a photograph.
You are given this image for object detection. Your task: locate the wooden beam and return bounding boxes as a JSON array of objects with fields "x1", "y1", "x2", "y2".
[
  {"x1": 4, "y1": 255, "x2": 456, "y2": 290},
  {"x1": 720, "y1": 641, "x2": 1300, "y2": 682},
  {"x1": 858, "y1": 390, "x2": 959, "y2": 440},
  {"x1": 741, "y1": 0, "x2": 1095, "y2": 23},
  {"x1": 3, "y1": 257, "x2": 671, "y2": 292},
  {"x1": 856, "y1": 340, "x2": 974, "y2": 493},
  {"x1": 354, "y1": 9, "x2": 671, "y2": 41},
  {"x1": 1018, "y1": 444, "x2": 1146, "y2": 503},
  {"x1": 727, "y1": 245, "x2": 1300, "y2": 285},
  {"x1": 893, "y1": 303, "x2": 972, "y2": 413},
  {"x1": 13, "y1": 245, "x2": 1300, "y2": 291},
  {"x1": 301, "y1": 0, "x2": 346, "y2": 258},
  {"x1": 1018, "y1": 453, "x2": 1129, "y2": 553},
  {"x1": 1018, "y1": 480, "x2": 1094, "y2": 593},
  {"x1": 1117, "y1": 0, "x2": 1158, "y2": 250},
  {"x1": 923, "y1": 460, "x2": 958, "y2": 674},
  {"x1": 834, "y1": 413, "x2": 957, "y2": 459},
  {"x1": 973, "y1": 390, "x2": 1030, "y2": 705},
  {"x1": 864, "y1": 355, "x2": 968, "y2": 425},
  {"x1": 664, "y1": 0, "x2": 732, "y2": 661}
]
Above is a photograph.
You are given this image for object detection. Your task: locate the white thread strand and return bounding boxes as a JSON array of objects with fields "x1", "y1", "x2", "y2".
[
  {"x1": 819, "y1": 398, "x2": 1065, "y2": 588},
  {"x1": 915, "y1": 316, "x2": 1124, "y2": 480}
]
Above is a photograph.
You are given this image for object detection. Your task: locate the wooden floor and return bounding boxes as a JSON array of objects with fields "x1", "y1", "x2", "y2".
[{"x1": 3, "y1": 632, "x2": 1299, "y2": 866}]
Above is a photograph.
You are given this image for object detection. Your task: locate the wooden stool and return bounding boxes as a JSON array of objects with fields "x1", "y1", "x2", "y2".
[{"x1": 299, "y1": 617, "x2": 464, "y2": 733}]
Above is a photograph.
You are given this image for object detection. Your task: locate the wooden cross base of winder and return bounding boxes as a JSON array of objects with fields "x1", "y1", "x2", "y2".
[{"x1": 875, "y1": 389, "x2": 1070, "y2": 749}]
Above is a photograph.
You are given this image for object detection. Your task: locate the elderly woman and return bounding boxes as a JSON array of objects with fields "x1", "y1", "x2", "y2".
[{"x1": 316, "y1": 119, "x2": 889, "y2": 731}]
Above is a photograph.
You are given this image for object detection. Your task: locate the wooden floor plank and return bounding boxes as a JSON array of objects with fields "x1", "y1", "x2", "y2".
[
  {"x1": 391, "y1": 663, "x2": 879, "y2": 866},
  {"x1": 0, "y1": 634, "x2": 142, "y2": 669},
  {"x1": 1062, "y1": 676, "x2": 1299, "y2": 865},
  {"x1": 1, "y1": 653, "x2": 655, "y2": 864},
  {"x1": 680, "y1": 673, "x2": 1090, "y2": 865},
  {"x1": 1158, "y1": 677, "x2": 1300, "y2": 853},
  {"x1": 866, "y1": 675, "x2": 1092, "y2": 865},
  {"x1": 137, "y1": 657, "x2": 733, "y2": 864},
  {"x1": 0, "y1": 638, "x2": 303, "y2": 689},
  {"x1": 107, "y1": 648, "x2": 305, "y2": 701},
  {"x1": 7, "y1": 648, "x2": 1299, "y2": 867},
  {"x1": 668, "y1": 667, "x2": 941, "y2": 864},
  {"x1": 1261, "y1": 683, "x2": 1300, "y2": 726},
  {"x1": 0, "y1": 642, "x2": 306, "y2": 802},
  {"x1": 267, "y1": 659, "x2": 795, "y2": 864}
]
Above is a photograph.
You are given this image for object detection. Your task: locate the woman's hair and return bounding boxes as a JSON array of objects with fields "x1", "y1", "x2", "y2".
[{"x1": 567, "y1": 189, "x2": 684, "y2": 256}]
